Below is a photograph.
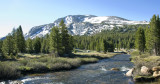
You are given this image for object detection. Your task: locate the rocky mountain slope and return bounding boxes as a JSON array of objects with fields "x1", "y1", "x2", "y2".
[{"x1": 25, "y1": 15, "x2": 148, "y2": 39}]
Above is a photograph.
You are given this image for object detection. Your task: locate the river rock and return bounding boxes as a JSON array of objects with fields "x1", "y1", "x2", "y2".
[
  {"x1": 111, "y1": 68, "x2": 119, "y2": 71},
  {"x1": 11, "y1": 81, "x2": 23, "y2": 84},
  {"x1": 152, "y1": 66, "x2": 160, "y2": 71},
  {"x1": 126, "y1": 68, "x2": 134, "y2": 77},
  {"x1": 141, "y1": 66, "x2": 151, "y2": 75},
  {"x1": 153, "y1": 71, "x2": 160, "y2": 77}
]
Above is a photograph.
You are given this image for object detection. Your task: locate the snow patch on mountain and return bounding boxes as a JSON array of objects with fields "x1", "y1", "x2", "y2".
[
  {"x1": 25, "y1": 15, "x2": 149, "y2": 39},
  {"x1": 84, "y1": 16, "x2": 109, "y2": 23}
]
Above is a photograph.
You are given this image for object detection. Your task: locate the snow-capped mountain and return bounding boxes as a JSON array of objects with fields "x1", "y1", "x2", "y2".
[{"x1": 25, "y1": 15, "x2": 148, "y2": 39}]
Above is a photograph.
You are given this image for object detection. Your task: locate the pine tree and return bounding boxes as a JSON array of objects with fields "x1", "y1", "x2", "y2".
[
  {"x1": 0, "y1": 40, "x2": 3, "y2": 53},
  {"x1": 116, "y1": 41, "x2": 119, "y2": 51},
  {"x1": 11, "y1": 28, "x2": 19, "y2": 54},
  {"x1": 45, "y1": 34, "x2": 50, "y2": 53},
  {"x1": 156, "y1": 15, "x2": 160, "y2": 55},
  {"x1": 59, "y1": 20, "x2": 73, "y2": 54},
  {"x1": 145, "y1": 27, "x2": 153, "y2": 54},
  {"x1": 33, "y1": 37, "x2": 41, "y2": 53},
  {"x1": 41, "y1": 38, "x2": 46, "y2": 53},
  {"x1": 68, "y1": 35, "x2": 74, "y2": 53},
  {"x1": 15, "y1": 26, "x2": 26, "y2": 53},
  {"x1": 127, "y1": 41, "x2": 131, "y2": 50},
  {"x1": 118, "y1": 39, "x2": 121, "y2": 50},
  {"x1": 135, "y1": 27, "x2": 145, "y2": 54},
  {"x1": 41, "y1": 34, "x2": 50, "y2": 53},
  {"x1": 2, "y1": 34, "x2": 18, "y2": 59},
  {"x1": 89, "y1": 41, "x2": 94, "y2": 50},
  {"x1": 49, "y1": 27, "x2": 63, "y2": 56},
  {"x1": 108, "y1": 41, "x2": 114, "y2": 52},
  {"x1": 100, "y1": 39, "x2": 104, "y2": 51},
  {"x1": 102, "y1": 40, "x2": 109, "y2": 54},
  {"x1": 26, "y1": 38, "x2": 33, "y2": 53},
  {"x1": 146, "y1": 15, "x2": 160, "y2": 55},
  {"x1": 96, "y1": 40, "x2": 100, "y2": 52}
]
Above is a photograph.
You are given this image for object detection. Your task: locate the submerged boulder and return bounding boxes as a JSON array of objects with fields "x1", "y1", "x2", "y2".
[{"x1": 111, "y1": 68, "x2": 119, "y2": 71}]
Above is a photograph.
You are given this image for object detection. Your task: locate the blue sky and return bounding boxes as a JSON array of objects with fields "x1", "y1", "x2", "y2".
[{"x1": 0, "y1": 0, "x2": 160, "y2": 37}]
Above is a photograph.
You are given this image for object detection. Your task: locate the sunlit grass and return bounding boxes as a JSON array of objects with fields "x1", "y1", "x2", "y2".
[
  {"x1": 75, "y1": 51, "x2": 119, "y2": 58},
  {"x1": 0, "y1": 50, "x2": 119, "y2": 80}
]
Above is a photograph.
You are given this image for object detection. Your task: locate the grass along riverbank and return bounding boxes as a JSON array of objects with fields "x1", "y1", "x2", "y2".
[
  {"x1": 0, "y1": 51, "x2": 119, "y2": 81},
  {"x1": 130, "y1": 50, "x2": 160, "y2": 83}
]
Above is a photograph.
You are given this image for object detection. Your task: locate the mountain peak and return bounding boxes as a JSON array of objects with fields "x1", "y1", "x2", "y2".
[{"x1": 25, "y1": 15, "x2": 149, "y2": 39}]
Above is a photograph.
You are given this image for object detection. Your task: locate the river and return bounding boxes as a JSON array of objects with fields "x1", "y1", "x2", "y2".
[{"x1": 1, "y1": 54, "x2": 135, "y2": 84}]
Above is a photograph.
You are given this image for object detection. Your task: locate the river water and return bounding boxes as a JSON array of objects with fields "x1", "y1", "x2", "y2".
[{"x1": 1, "y1": 54, "x2": 135, "y2": 84}]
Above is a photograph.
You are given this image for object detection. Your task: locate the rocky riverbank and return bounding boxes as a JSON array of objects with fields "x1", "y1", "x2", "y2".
[{"x1": 127, "y1": 51, "x2": 160, "y2": 83}]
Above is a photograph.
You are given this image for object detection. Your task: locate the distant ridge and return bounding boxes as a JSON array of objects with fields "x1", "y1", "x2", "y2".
[{"x1": 18, "y1": 15, "x2": 149, "y2": 39}]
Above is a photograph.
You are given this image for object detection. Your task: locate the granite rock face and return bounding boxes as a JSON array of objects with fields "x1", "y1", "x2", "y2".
[{"x1": 24, "y1": 15, "x2": 148, "y2": 39}]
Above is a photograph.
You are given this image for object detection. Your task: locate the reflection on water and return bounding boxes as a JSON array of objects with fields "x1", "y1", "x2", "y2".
[{"x1": 1, "y1": 54, "x2": 135, "y2": 84}]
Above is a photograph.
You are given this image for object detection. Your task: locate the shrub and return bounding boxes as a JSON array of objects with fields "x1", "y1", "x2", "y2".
[
  {"x1": 19, "y1": 59, "x2": 30, "y2": 66},
  {"x1": 130, "y1": 50, "x2": 140, "y2": 56},
  {"x1": 18, "y1": 66, "x2": 32, "y2": 71},
  {"x1": 48, "y1": 63, "x2": 71, "y2": 70},
  {"x1": 26, "y1": 61, "x2": 48, "y2": 72},
  {"x1": 47, "y1": 57, "x2": 81, "y2": 70},
  {"x1": 67, "y1": 59, "x2": 81, "y2": 67},
  {"x1": 139, "y1": 53, "x2": 150, "y2": 58},
  {"x1": 38, "y1": 57, "x2": 49, "y2": 62},
  {"x1": 0, "y1": 62, "x2": 21, "y2": 80}
]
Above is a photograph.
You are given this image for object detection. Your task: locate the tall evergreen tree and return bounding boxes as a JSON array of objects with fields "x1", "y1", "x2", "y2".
[
  {"x1": 59, "y1": 20, "x2": 73, "y2": 54},
  {"x1": 0, "y1": 40, "x2": 3, "y2": 53},
  {"x1": 41, "y1": 34, "x2": 50, "y2": 53},
  {"x1": 26, "y1": 38, "x2": 33, "y2": 53},
  {"x1": 145, "y1": 27, "x2": 153, "y2": 54},
  {"x1": 96, "y1": 40, "x2": 100, "y2": 52},
  {"x1": 2, "y1": 34, "x2": 18, "y2": 59},
  {"x1": 33, "y1": 37, "x2": 41, "y2": 53},
  {"x1": 135, "y1": 27, "x2": 145, "y2": 53},
  {"x1": 41, "y1": 38, "x2": 46, "y2": 53},
  {"x1": 102, "y1": 40, "x2": 109, "y2": 53},
  {"x1": 146, "y1": 15, "x2": 160, "y2": 55},
  {"x1": 68, "y1": 35, "x2": 74, "y2": 52},
  {"x1": 108, "y1": 41, "x2": 114, "y2": 52},
  {"x1": 15, "y1": 26, "x2": 26, "y2": 53},
  {"x1": 45, "y1": 34, "x2": 50, "y2": 53},
  {"x1": 49, "y1": 27, "x2": 63, "y2": 56}
]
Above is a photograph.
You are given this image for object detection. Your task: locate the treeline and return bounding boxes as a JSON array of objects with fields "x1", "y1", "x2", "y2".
[
  {"x1": 1, "y1": 26, "x2": 25, "y2": 59},
  {"x1": 0, "y1": 18, "x2": 152, "y2": 59},
  {"x1": 74, "y1": 24, "x2": 148, "y2": 52},
  {"x1": 135, "y1": 14, "x2": 160, "y2": 56},
  {"x1": 0, "y1": 20, "x2": 73, "y2": 59}
]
